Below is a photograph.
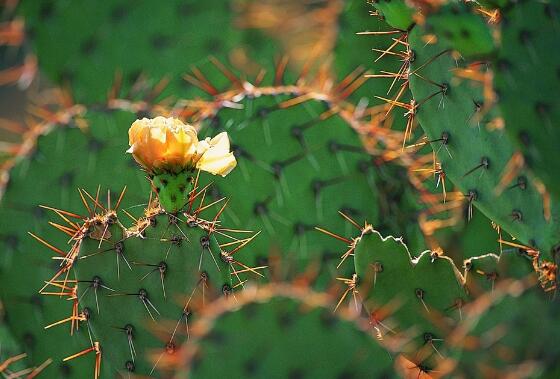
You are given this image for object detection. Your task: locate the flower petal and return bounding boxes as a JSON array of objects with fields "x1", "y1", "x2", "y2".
[{"x1": 196, "y1": 132, "x2": 237, "y2": 176}]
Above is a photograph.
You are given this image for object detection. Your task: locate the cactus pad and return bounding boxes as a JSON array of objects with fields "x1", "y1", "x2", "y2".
[
  {"x1": 172, "y1": 283, "x2": 395, "y2": 379},
  {"x1": 36, "y1": 183, "x2": 256, "y2": 377},
  {"x1": 189, "y1": 64, "x2": 423, "y2": 280},
  {"x1": 407, "y1": 26, "x2": 560, "y2": 262},
  {"x1": 350, "y1": 226, "x2": 467, "y2": 371},
  {"x1": 17, "y1": 0, "x2": 241, "y2": 102},
  {"x1": 495, "y1": 1, "x2": 560, "y2": 198},
  {"x1": 0, "y1": 106, "x2": 158, "y2": 377}
]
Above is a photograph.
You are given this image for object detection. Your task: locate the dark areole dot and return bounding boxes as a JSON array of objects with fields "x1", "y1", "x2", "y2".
[
  {"x1": 222, "y1": 284, "x2": 232, "y2": 296},
  {"x1": 244, "y1": 358, "x2": 259, "y2": 375},
  {"x1": 125, "y1": 360, "x2": 135, "y2": 372},
  {"x1": 518, "y1": 130, "x2": 531, "y2": 147},
  {"x1": 165, "y1": 341, "x2": 176, "y2": 354},
  {"x1": 319, "y1": 309, "x2": 337, "y2": 328},
  {"x1": 293, "y1": 222, "x2": 307, "y2": 236},
  {"x1": 58, "y1": 172, "x2": 75, "y2": 187},
  {"x1": 200, "y1": 235, "x2": 210, "y2": 249},
  {"x1": 518, "y1": 29, "x2": 532, "y2": 44},
  {"x1": 271, "y1": 162, "x2": 283, "y2": 179},
  {"x1": 288, "y1": 368, "x2": 305, "y2": 379},
  {"x1": 253, "y1": 202, "x2": 268, "y2": 216},
  {"x1": 337, "y1": 370, "x2": 357, "y2": 379},
  {"x1": 535, "y1": 102, "x2": 550, "y2": 117},
  {"x1": 30, "y1": 294, "x2": 43, "y2": 311},
  {"x1": 111, "y1": 4, "x2": 127, "y2": 22},
  {"x1": 5, "y1": 234, "x2": 19, "y2": 250},
  {"x1": 39, "y1": 2, "x2": 55, "y2": 20},
  {"x1": 23, "y1": 332, "x2": 36, "y2": 349},
  {"x1": 151, "y1": 34, "x2": 172, "y2": 50},
  {"x1": 496, "y1": 58, "x2": 511, "y2": 73},
  {"x1": 80, "y1": 36, "x2": 98, "y2": 56},
  {"x1": 88, "y1": 138, "x2": 104, "y2": 152},
  {"x1": 59, "y1": 363, "x2": 72, "y2": 377}
]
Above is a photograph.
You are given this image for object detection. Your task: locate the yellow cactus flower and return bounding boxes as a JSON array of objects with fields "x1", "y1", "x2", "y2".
[
  {"x1": 195, "y1": 132, "x2": 237, "y2": 176},
  {"x1": 127, "y1": 116, "x2": 236, "y2": 176}
]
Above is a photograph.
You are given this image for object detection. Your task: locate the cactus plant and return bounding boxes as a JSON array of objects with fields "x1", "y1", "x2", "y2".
[
  {"x1": 1, "y1": 0, "x2": 558, "y2": 377},
  {"x1": 363, "y1": 3, "x2": 560, "y2": 271},
  {"x1": 182, "y1": 61, "x2": 426, "y2": 281},
  {"x1": 0, "y1": 63, "x2": 421, "y2": 376},
  {"x1": 408, "y1": 26, "x2": 560, "y2": 262},
  {"x1": 0, "y1": 304, "x2": 52, "y2": 379},
  {"x1": 15, "y1": 0, "x2": 244, "y2": 102},
  {"x1": 449, "y1": 252, "x2": 560, "y2": 378},
  {"x1": 34, "y1": 175, "x2": 258, "y2": 377},
  {"x1": 0, "y1": 105, "x2": 158, "y2": 378},
  {"x1": 327, "y1": 216, "x2": 550, "y2": 377},
  {"x1": 495, "y1": 1, "x2": 560, "y2": 198},
  {"x1": 348, "y1": 224, "x2": 468, "y2": 372},
  {"x1": 18, "y1": 113, "x2": 258, "y2": 378},
  {"x1": 168, "y1": 283, "x2": 396, "y2": 379}
]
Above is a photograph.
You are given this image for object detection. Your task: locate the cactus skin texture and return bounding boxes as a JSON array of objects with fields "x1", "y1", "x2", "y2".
[
  {"x1": 191, "y1": 67, "x2": 425, "y2": 282},
  {"x1": 0, "y1": 109, "x2": 156, "y2": 378},
  {"x1": 351, "y1": 226, "x2": 467, "y2": 372},
  {"x1": 407, "y1": 26, "x2": 560, "y2": 263},
  {"x1": 0, "y1": 307, "x2": 52, "y2": 378},
  {"x1": 452, "y1": 252, "x2": 560, "y2": 378},
  {"x1": 170, "y1": 283, "x2": 396, "y2": 379},
  {"x1": 0, "y1": 66, "x2": 423, "y2": 375},
  {"x1": 36, "y1": 184, "x2": 254, "y2": 378},
  {"x1": 17, "y1": 0, "x2": 241, "y2": 102},
  {"x1": 339, "y1": 222, "x2": 553, "y2": 377},
  {"x1": 423, "y1": 2, "x2": 495, "y2": 57},
  {"x1": 495, "y1": 1, "x2": 560, "y2": 198},
  {"x1": 369, "y1": 0, "x2": 414, "y2": 30}
]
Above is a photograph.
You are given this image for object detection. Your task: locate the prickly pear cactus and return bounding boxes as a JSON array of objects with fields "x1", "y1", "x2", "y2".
[
  {"x1": 452, "y1": 252, "x2": 560, "y2": 378},
  {"x1": 495, "y1": 1, "x2": 560, "y2": 198},
  {"x1": 35, "y1": 182, "x2": 255, "y2": 377},
  {"x1": 17, "y1": 0, "x2": 242, "y2": 102},
  {"x1": 349, "y1": 225, "x2": 467, "y2": 373},
  {"x1": 189, "y1": 63, "x2": 425, "y2": 281},
  {"x1": 423, "y1": 2, "x2": 495, "y2": 57},
  {"x1": 330, "y1": 219, "x2": 552, "y2": 376},
  {"x1": 0, "y1": 107, "x2": 156, "y2": 378},
  {"x1": 369, "y1": 0, "x2": 414, "y2": 31},
  {"x1": 0, "y1": 308, "x2": 52, "y2": 379},
  {"x1": 406, "y1": 26, "x2": 560, "y2": 263},
  {"x1": 170, "y1": 283, "x2": 396, "y2": 379}
]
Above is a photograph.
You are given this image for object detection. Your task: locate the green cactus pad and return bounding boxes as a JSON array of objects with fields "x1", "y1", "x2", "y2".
[
  {"x1": 369, "y1": 0, "x2": 414, "y2": 31},
  {"x1": 407, "y1": 26, "x2": 560, "y2": 262},
  {"x1": 173, "y1": 284, "x2": 395, "y2": 379},
  {"x1": 17, "y1": 0, "x2": 242, "y2": 102},
  {"x1": 0, "y1": 109, "x2": 154, "y2": 378},
  {"x1": 495, "y1": 1, "x2": 560, "y2": 198},
  {"x1": 0, "y1": 311, "x2": 46, "y2": 378},
  {"x1": 195, "y1": 85, "x2": 423, "y2": 281},
  {"x1": 34, "y1": 184, "x2": 254, "y2": 377},
  {"x1": 425, "y1": 2, "x2": 495, "y2": 57},
  {"x1": 453, "y1": 252, "x2": 560, "y2": 377},
  {"x1": 352, "y1": 227, "x2": 467, "y2": 370}
]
